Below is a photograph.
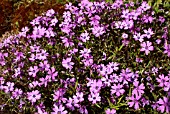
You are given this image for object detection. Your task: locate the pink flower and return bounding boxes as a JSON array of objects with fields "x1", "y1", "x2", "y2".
[
  {"x1": 163, "y1": 44, "x2": 170, "y2": 57},
  {"x1": 27, "y1": 90, "x2": 41, "y2": 103},
  {"x1": 140, "y1": 41, "x2": 154, "y2": 55},
  {"x1": 47, "y1": 67, "x2": 58, "y2": 81},
  {"x1": 105, "y1": 108, "x2": 116, "y2": 114},
  {"x1": 91, "y1": 26, "x2": 105, "y2": 37},
  {"x1": 121, "y1": 9, "x2": 129, "y2": 19},
  {"x1": 133, "y1": 33, "x2": 144, "y2": 42},
  {"x1": 143, "y1": 28, "x2": 154, "y2": 39},
  {"x1": 51, "y1": 104, "x2": 68, "y2": 114},
  {"x1": 62, "y1": 57, "x2": 74, "y2": 70},
  {"x1": 79, "y1": 31, "x2": 90, "y2": 42},
  {"x1": 88, "y1": 93, "x2": 101, "y2": 104},
  {"x1": 12, "y1": 88, "x2": 23, "y2": 99},
  {"x1": 140, "y1": 1, "x2": 151, "y2": 11},
  {"x1": 39, "y1": 76, "x2": 50, "y2": 87},
  {"x1": 80, "y1": 48, "x2": 91, "y2": 58},
  {"x1": 122, "y1": 33, "x2": 128, "y2": 39},
  {"x1": 3, "y1": 82, "x2": 14, "y2": 93},
  {"x1": 46, "y1": 9, "x2": 55, "y2": 17},
  {"x1": 157, "y1": 97, "x2": 170, "y2": 113},
  {"x1": 128, "y1": 93, "x2": 141, "y2": 110},
  {"x1": 111, "y1": 83, "x2": 125, "y2": 97},
  {"x1": 28, "y1": 66, "x2": 39, "y2": 77},
  {"x1": 73, "y1": 92, "x2": 84, "y2": 103}
]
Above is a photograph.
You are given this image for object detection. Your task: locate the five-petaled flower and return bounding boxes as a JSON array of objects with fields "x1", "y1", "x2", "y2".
[
  {"x1": 28, "y1": 66, "x2": 39, "y2": 77},
  {"x1": 51, "y1": 104, "x2": 68, "y2": 114},
  {"x1": 140, "y1": 41, "x2": 154, "y2": 55},
  {"x1": 62, "y1": 57, "x2": 74, "y2": 70},
  {"x1": 88, "y1": 92, "x2": 101, "y2": 104},
  {"x1": 27, "y1": 90, "x2": 41, "y2": 103},
  {"x1": 157, "y1": 97, "x2": 170, "y2": 113}
]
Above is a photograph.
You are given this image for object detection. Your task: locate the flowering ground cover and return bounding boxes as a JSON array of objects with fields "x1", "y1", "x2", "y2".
[{"x1": 0, "y1": 0, "x2": 170, "y2": 113}]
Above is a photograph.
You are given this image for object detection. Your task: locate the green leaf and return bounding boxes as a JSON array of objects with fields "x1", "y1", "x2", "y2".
[
  {"x1": 117, "y1": 95, "x2": 124, "y2": 104},
  {"x1": 151, "y1": 92, "x2": 157, "y2": 101},
  {"x1": 95, "y1": 104, "x2": 101, "y2": 108}
]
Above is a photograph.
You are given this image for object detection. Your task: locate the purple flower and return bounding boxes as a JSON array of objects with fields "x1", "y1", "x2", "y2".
[
  {"x1": 136, "y1": 57, "x2": 143, "y2": 63},
  {"x1": 132, "y1": 81, "x2": 145, "y2": 96},
  {"x1": 30, "y1": 16, "x2": 41, "y2": 26},
  {"x1": 47, "y1": 67, "x2": 58, "y2": 81},
  {"x1": 91, "y1": 26, "x2": 105, "y2": 37},
  {"x1": 53, "y1": 88, "x2": 66, "y2": 101},
  {"x1": 101, "y1": 75, "x2": 112, "y2": 87},
  {"x1": 66, "y1": 97, "x2": 75, "y2": 111},
  {"x1": 119, "y1": 68, "x2": 133, "y2": 84},
  {"x1": 89, "y1": 15, "x2": 100, "y2": 26},
  {"x1": 110, "y1": 73, "x2": 119, "y2": 83},
  {"x1": 90, "y1": 79, "x2": 103, "y2": 93},
  {"x1": 111, "y1": 83, "x2": 125, "y2": 97},
  {"x1": 140, "y1": 41, "x2": 154, "y2": 55},
  {"x1": 128, "y1": 93, "x2": 141, "y2": 110},
  {"x1": 121, "y1": 9, "x2": 129, "y2": 19},
  {"x1": 105, "y1": 108, "x2": 116, "y2": 114},
  {"x1": 122, "y1": 39, "x2": 130, "y2": 46},
  {"x1": 155, "y1": 39, "x2": 161, "y2": 44},
  {"x1": 151, "y1": 67, "x2": 158, "y2": 75},
  {"x1": 12, "y1": 88, "x2": 23, "y2": 99},
  {"x1": 50, "y1": 17, "x2": 58, "y2": 26},
  {"x1": 115, "y1": 21, "x2": 124, "y2": 29},
  {"x1": 36, "y1": 49, "x2": 48, "y2": 60},
  {"x1": 28, "y1": 81, "x2": 40, "y2": 89},
  {"x1": 107, "y1": 62, "x2": 119, "y2": 71},
  {"x1": 14, "y1": 51, "x2": 25, "y2": 61},
  {"x1": 159, "y1": 16, "x2": 165, "y2": 23},
  {"x1": 65, "y1": 2, "x2": 72, "y2": 10},
  {"x1": 123, "y1": 19, "x2": 134, "y2": 29},
  {"x1": 157, "y1": 97, "x2": 170, "y2": 113},
  {"x1": 129, "y1": 10, "x2": 139, "y2": 20},
  {"x1": 36, "y1": 106, "x2": 48, "y2": 114},
  {"x1": 79, "y1": 31, "x2": 90, "y2": 42},
  {"x1": 141, "y1": 97, "x2": 150, "y2": 107},
  {"x1": 20, "y1": 26, "x2": 29, "y2": 36},
  {"x1": 88, "y1": 92, "x2": 101, "y2": 104},
  {"x1": 28, "y1": 66, "x2": 39, "y2": 77},
  {"x1": 163, "y1": 44, "x2": 170, "y2": 57},
  {"x1": 133, "y1": 32, "x2": 144, "y2": 42},
  {"x1": 62, "y1": 57, "x2": 74, "y2": 70},
  {"x1": 52, "y1": 104, "x2": 68, "y2": 114},
  {"x1": 102, "y1": 52, "x2": 107, "y2": 60},
  {"x1": 140, "y1": 1, "x2": 151, "y2": 11},
  {"x1": 27, "y1": 90, "x2": 41, "y2": 103},
  {"x1": 39, "y1": 76, "x2": 50, "y2": 87},
  {"x1": 63, "y1": 11, "x2": 71, "y2": 18},
  {"x1": 78, "y1": 106, "x2": 88, "y2": 114},
  {"x1": 143, "y1": 28, "x2": 154, "y2": 39},
  {"x1": 73, "y1": 92, "x2": 84, "y2": 103},
  {"x1": 99, "y1": 66, "x2": 109, "y2": 76},
  {"x1": 60, "y1": 36, "x2": 74, "y2": 47},
  {"x1": 3, "y1": 82, "x2": 14, "y2": 93},
  {"x1": 29, "y1": 53, "x2": 36, "y2": 61},
  {"x1": 80, "y1": 48, "x2": 91, "y2": 58},
  {"x1": 156, "y1": 74, "x2": 169, "y2": 88},
  {"x1": 122, "y1": 33, "x2": 128, "y2": 39},
  {"x1": 81, "y1": 55, "x2": 93, "y2": 67},
  {"x1": 13, "y1": 67, "x2": 21, "y2": 78},
  {"x1": 45, "y1": 9, "x2": 55, "y2": 17},
  {"x1": 39, "y1": 60, "x2": 50, "y2": 71}
]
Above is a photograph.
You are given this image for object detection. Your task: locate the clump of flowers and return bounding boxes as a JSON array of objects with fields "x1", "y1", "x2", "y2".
[{"x1": 0, "y1": 0, "x2": 170, "y2": 113}]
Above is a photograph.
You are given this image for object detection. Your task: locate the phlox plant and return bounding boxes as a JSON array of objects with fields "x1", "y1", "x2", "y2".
[{"x1": 0, "y1": 0, "x2": 170, "y2": 114}]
